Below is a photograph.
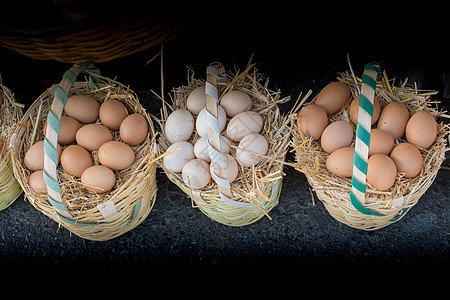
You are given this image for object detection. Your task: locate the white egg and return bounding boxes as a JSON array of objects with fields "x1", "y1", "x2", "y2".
[
  {"x1": 186, "y1": 85, "x2": 206, "y2": 115},
  {"x1": 165, "y1": 109, "x2": 194, "y2": 144},
  {"x1": 163, "y1": 141, "x2": 195, "y2": 172},
  {"x1": 196, "y1": 106, "x2": 227, "y2": 137},
  {"x1": 182, "y1": 159, "x2": 211, "y2": 189},
  {"x1": 226, "y1": 111, "x2": 263, "y2": 141},
  {"x1": 210, "y1": 153, "x2": 239, "y2": 183},
  {"x1": 236, "y1": 133, "x2": 268, "y2": 167},
  {"x1": 194, "y1": 135, "x2": 231, "y2": 162},
  {"x1": 220, "y1": 90, "x2": 252, "y2": 117}
]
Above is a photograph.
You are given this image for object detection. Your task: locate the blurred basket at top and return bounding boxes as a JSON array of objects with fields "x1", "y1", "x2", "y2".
[{"x1": 0, "y1": 2, "x2": 183, "y2": 63}]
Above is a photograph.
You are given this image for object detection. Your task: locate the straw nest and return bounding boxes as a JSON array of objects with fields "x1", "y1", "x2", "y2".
[
  {"x1": 0, "y1": 79, "x2": 24, "y2": 210},
  {"x1": 11, "y1": 71, "x2": 157, "y2": 241},
  {"x1": 154, "y1": 61, "x2": 291, "y2": 226},
  {"x1": 291, "y1": 67, "x2": 449, "y2": 231}
]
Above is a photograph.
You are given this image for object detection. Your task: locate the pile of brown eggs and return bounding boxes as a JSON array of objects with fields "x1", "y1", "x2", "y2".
[
  {"x1": 25, "y1": 95, "x2": 148, "y2": 194},
  {"x1": 298, "y1": 81, "x2": 438, "y2": 191}
]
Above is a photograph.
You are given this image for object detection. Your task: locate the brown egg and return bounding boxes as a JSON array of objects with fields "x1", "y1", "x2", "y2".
[
  {"x1": 349, "y1": 95, "x2": 381, "y2": 126},
  {"x1": 98, "y1": 141, "x2": 135, "y2": 170},
  {"x1": 44, "y1": 116, "x2": 80, "y2": 145},
  {"x1": 99, "y1": 99, "x2": 128, "y2": 130},
  {"x1": 76, "y1": 124, "x2": 112, "y2": 151},
  {"x1": 377, "y1": 102, "x2": 410, "y2": 139},
  {"x1": 325, "y1": 147, "x2": 354, "y2": 177},
  {"x1": 405, "y1": 111, "x2": 437, "y2": 149},
  {"x1": 367, "y1": 154, "x2": 397, "y2": 191},
  {"x1": 315, "y1": 81, "x2": 351, "y2": 115},
  {"x1": 28, "y1": 170, "x2": 47, "y2": 194},
  {"x1": 60, "y1": 145, "x2": 93, "y2": 177},
  {"x1": 390, "y1": 142, "x2": 423, "y2": 178},
  {"x1": 321, "y1": 120, "x2": 353, "y2": 154},
  {"x1": 24, "y1": 140, "x2": 62, "y2": 171},
  {"x1": 369, "y1": 129, "x2": 394, "y2": 156},
  {"x1": 119, "y1": 113, "x2": 149, "y2": 145},
  {"x1": 297, "y1": 104, "x2": 328, "y2": 140},
  {"x1": 81, "y1": 165, "x2": 115, "y2": 193},
  {"x1": 64, "y1": 95, "x2": 100, "y2": 124}
]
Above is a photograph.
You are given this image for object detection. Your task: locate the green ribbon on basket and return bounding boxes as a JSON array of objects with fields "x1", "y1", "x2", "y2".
[{"x1": 349, "y1": 63, "x2": 412, "y2": 222}]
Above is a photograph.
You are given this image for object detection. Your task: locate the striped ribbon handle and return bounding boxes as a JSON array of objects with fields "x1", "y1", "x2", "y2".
[
  {"x1": 43, "y1": 62, "x2": 101, "y2": 222},
  {"x1": 349, "y1": 62, "x2": 384, "y2": 216},
  {"x1": 205, "y1": 63, "x2": 235, "y2": 201}
]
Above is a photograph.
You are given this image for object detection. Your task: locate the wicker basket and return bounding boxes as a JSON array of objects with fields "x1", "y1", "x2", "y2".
[
  {"x1": 291, "y1": 63, "x2": 449, "y2": 231},
  {"x1": 11, "y1": 62, "x2": 157, "y2": 240},
  {"x1": 0, "y1": 79, "x2": 24, "y2": 210},
  {"x1": 155, "y1": 61, "x2": 291, "y2": 226},
  {"x1": 0, "y1": 16, "x2": 182, "y2": 63}
]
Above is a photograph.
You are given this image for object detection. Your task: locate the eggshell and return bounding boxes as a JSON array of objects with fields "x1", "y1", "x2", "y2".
[
  {"x1": 28, "y1": 170, "x2": 47, "y2": 194},
  {"x1": 165, "y1": 109, "x2": 194, "y2": 143},
  {"x1": 226, "y1": 111, "x2": 263, "y2": 141},
  {"x1": 64, "y1": 94, "x2": 100, "y2": 123},
  {"x1": 120, "y1": 113, "x2": 149, "y2": 145},
  {"x1": 235, "y1": 133, "x2": 268, "y2": 167},
  {"x1": 76, "y1": 124, "x2": 113, "y2": 151},
  {"x1": 194, "y1": 135, "x2": 230, "y2": 162},
  {"x1": 220, "y1": 90, "x2": 252, "y2": 117},
  {"x1": 367, "y1": 154, "x2": 397, "y2": 191},
  {"x1": 405, "y1": 111, "x2": 437, "y2": 149},
  {"x1": 315, "y1": 81, "x2": 351, "y2": 115},
  {"x1": 196, "y1": 106, "x2": 227, "y2": 138},
  {"x1": 297, "y1": 104, "x2": 328, "y2": 140},
  {"x1": 320, "y1": 121, "x2": 353, "y2": 154},
  {"x1": 369, "y1": 129, "x2": 394, "y2": 156},
  {"x1": 81, "y1": 165, "x2": 115, "y2": 193},
  {"x1": 325, "y1": 147, "x2": 354, "y2": 177},
  {"x1": 210, "y1": 154, "x2": 239, "y2": 183},
  {"x1": 390, "y1": 142, "x2": 423, "y2": 178},
  {"x1": 44, "y1": 116, "x2": 80, "y2": 145},
  {"x1": 163, "y1": 141, "x2": 195, "y2": 172},
  {"x1": 24, "y1": 140, "x2": 62, "y2": 171},
  {"x1": 186, "y1": 85, "x2": 206, "y2": 115},
  {"x1": 61, "y1": 145, "x2": 93, "y2": 177},
  {"x1": 99, "y1": 99, "x2": 128, "y2": 130},
  {"x1": 349, "y1": 95, "x2": 381, "y2": 126},
  {"x1": 377, "y1": 102, "x2": 409, "y2": 140},
  {"x1": 182, "y1": 159, "x2": 211, "y2": 189},
  {"x1": 98, "y1": 141, "x2": 135, "y2": 171}
]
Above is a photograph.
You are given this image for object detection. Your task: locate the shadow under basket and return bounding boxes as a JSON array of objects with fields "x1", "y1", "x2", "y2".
[
  {"x1": 0, "y1": 81, "x2": 24, "y2": 210},
  {"x1": 156, "y1": 62, "x2": 291, "y2": 226},
  {"x1": 11, "y1": 62, "x2": 157, "y2": 241},
  {"x1": 291, "y1": 68, "x2": 449, "y2": 231}
]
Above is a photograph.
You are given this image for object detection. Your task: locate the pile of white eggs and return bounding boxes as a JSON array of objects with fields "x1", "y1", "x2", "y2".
[{"x1": 162, "y1": 86, "x2": 269, "y2": 190}]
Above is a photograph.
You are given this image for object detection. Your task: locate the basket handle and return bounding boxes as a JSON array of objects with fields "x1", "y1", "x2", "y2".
[
  {"x1": 349, "y1": 62, "x2": 384, "y2": 216},
  {"x1": 205, "y1": 63, "x2": 235, "y2": 202},
  {"x1": 42, "y1": 62, "x2": 101, "y2": 221}
]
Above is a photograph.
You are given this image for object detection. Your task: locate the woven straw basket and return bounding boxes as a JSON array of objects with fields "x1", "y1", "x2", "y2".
[
  {"x1": 11, "y1": 62, "x2": 157, "y2": 241},
  {"x1": 0, "y1": 16, "x2": 182, "y2": 63},
  {"x1": 155, "y1": 60, "x2": 291, "y2": 226},
  {"x1": 0, "y1": 79, "x2": 24, "y2": 210},
  {"x1": 291, "y1": 63, "x2": 449, "y2": 231}
]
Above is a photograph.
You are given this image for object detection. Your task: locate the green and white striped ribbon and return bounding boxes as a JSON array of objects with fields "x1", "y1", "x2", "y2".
[
  {"x1": 42, "y1": 62, "x2": 108, "y2": 225},
  {"x1": 349, "y1": 62, "x2": 383, "y2": 216}
]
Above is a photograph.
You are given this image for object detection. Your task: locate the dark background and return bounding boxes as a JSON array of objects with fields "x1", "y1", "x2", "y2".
[{"x1": 0, "y1": 3, "x2": 448, "y2": 280}]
